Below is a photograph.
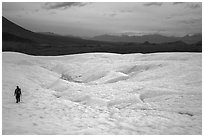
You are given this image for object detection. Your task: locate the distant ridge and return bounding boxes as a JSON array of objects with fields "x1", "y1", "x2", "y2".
[{"x1": 91, "y1": 33, "x2": 202, "y2": 44}]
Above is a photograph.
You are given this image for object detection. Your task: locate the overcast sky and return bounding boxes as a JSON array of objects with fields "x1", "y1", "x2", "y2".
[{"x1": 2, "y1": 2, "x2": 202, "y2": 37}]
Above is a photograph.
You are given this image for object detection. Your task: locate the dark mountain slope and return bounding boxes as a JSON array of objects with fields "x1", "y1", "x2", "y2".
[{"x1": 2, "y1": 17, "x2": 104, "y2": 45}]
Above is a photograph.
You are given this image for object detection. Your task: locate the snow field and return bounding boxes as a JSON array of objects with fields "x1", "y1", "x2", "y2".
[{"x1": 2, "y1": 52, "x2": 202, "y2": 134}]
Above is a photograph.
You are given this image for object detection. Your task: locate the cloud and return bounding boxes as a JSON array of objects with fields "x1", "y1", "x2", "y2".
[
  {"x1": 120, "y1": 9, "x2": 133, "y2": 13},
  {"x1": 43, "y1": 2, "x2": 89, "y2": 10},
  {"x1": 103, "y1": 13, "x2": 117, "y2": 17},
  {"x1": 166, "y1": 16, "x2": 172, "y2": 20},
  {"x1": 173, "y1": 2, "x2": 185, "y2": 5},
  {"x1": 173, "y1": 2, "x2": 201, "y2": 9},
  {"x1": 49, "y1": 11, "x2": 56, "y2": 15},
  {"x1": 35, "y1": 9, "x2": 39, "y2": 12},
  {"x1": 187, "y1": 3, "x2": 201, "y2": 9},
  {"x1": 180, "y1": 18, "x2": 201, "y2": 25},
  {"x1": 143, "y1": 2, "x2": 163, "y2": 7},
  {"x1": 110, "y1": 13, "x2": 117, "y2": 17}
]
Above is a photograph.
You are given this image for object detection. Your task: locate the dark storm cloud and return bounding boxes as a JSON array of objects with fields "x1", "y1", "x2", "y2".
[
  {"x1": 143, "y1": 2, "x2": 163, "y2": 7},
  {"x1": 43, "y1": 2, "x2": 89, "y2": 10}
]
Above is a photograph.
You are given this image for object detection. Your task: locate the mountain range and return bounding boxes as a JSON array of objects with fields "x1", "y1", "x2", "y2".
[
  {"x1": 91, "y1": 33, "x2": 202, "y2": 44},
  {"x1": 2, "y1": 16, "x2": 202, "y2": 56}
]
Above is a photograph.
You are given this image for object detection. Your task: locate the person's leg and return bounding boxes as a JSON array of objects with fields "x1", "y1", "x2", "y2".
[{"x1": 16, "y1": 96, "x2": 18, "y2": 103}]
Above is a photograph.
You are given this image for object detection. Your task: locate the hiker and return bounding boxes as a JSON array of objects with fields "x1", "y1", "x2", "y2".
[{"x1": 14, "y1": 86, "x2": 22, "y2": 103}]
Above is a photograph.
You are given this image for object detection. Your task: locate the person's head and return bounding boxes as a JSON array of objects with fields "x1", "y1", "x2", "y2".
[{"x1": 17, "y1": 86, "x2": 19, "y2": 89}]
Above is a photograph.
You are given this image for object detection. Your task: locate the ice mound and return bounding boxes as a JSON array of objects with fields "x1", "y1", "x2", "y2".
[
  {"x1": 120, "y1": 63, "x2": 164, "y2": 75},
  {"x1": 47, "y1": 78, "x2": 69, "y2": 92},
  {"x1": 108, "y1": 94, "x2": 143, "y2": 107},
  {"x1": 92, "y1": 71, "x2": 129, "y2": 84},
  {"x1": 139, "y1": 88, "x2": 179, "y2": 102},
  {"x1": 73, "y1": 95, "x2": 108, "y2": 107},
  {"x1": 57, "y1": 91, "x2": 108, "y2": 107},
  {"x1": 50, "y1": 62, "x2": 112, "y2": 83}
]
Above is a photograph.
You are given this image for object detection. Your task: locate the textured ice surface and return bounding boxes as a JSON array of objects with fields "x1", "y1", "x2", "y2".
[{"x1": 2, "y1": 52, "x2": 202, "y2": 134}]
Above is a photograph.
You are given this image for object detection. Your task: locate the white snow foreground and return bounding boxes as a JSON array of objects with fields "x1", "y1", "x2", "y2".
[{"x1": 2, "y1": 52, "x2": 202, "y2": 135}]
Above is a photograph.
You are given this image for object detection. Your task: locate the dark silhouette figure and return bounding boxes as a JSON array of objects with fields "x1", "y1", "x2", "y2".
[{"x1": 14, "y1": 86, "x2": 21, "y2": 103}]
